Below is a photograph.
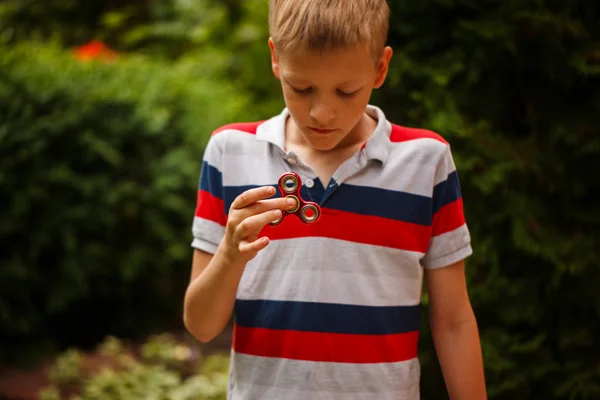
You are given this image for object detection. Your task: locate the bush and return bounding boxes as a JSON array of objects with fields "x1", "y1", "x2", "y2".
[
  {"x1": 376, "y1": 1, "x2": 600, "y2": 399},
  {"x1": 39, "y1": 334, "x2": 229, "y2": 400},
  {"x1": 0, "y1": 41, "x2": 251, "y2": 365}
]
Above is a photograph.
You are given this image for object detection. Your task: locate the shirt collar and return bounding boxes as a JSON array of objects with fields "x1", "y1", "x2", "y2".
[{"x1": 256, "y1": 104, "x2": 392, "y2": 164}]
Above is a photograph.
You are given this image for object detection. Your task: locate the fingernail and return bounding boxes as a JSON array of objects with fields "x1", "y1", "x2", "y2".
[
  {"x1": 267, "y1": 186, "x2": 275, "y2": 194},
  {"x1": 274, "y1": 210, "x2": 282, "y2": 217},
  {"x1": 287, "y1": 198, "x2": 296, "y2": 205}
]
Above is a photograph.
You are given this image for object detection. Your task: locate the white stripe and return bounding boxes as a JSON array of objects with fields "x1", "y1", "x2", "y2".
[
  {"x1": 348, "y1": 157, "x2": 436, "y2": 197},
  {"x1": 221, "y1": 129, "x2": 271, "y2": 154},
  {"x1": 363, "y1": 137, "x2": 451, "y2": 193},
  {"x1": 205, "y1": 128, "x2": 271, "y2": 172},
  {"x1": 202, "y1": 134, "x2": 225, "y2": 171},
  {"x1": 422, "y1": 224, "x2": 472, "y2": 269},
  {"x1": 216, "y1": 129, "x2": 294, "y2": 187},
  {"x1": 237, "y1": 237, "x2": 424, "y2": 306},
  {"x1": 222, "y1": 153, "x2": 287, "y2": 187},
  {"x1": 228, "y1": 352, "x2": 420, "y2": 399},
  {"x1": 389, "y1": 137, "x2": 448, "y2": 167},
  {"x1": 215, "y1": 130, "x2": 455, "y2": 198},
  {"x1": 433, "y1": 144, "x2": 457, "y2": 186},
  {"x1": 191, "y1": 217, "x2": 225, "y2": 254}
]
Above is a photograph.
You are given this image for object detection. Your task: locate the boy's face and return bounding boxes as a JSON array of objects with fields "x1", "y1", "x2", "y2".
[{"x1": 269, "y1": 40, "x2": 393, "y2": 151}]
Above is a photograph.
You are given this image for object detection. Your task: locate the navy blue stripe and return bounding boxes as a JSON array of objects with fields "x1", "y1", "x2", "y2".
[
  {"x1": 235, "y1": 299, "x2": 421, "y2": 335},
  {"x1": 223, "y1": 185, "x2": 276, "y2": 211},
  {"x1": 326, "y1": 184, "x2": 432, "y2": 226},
  {"x1": 432, "y1": 171, "x2": 461, "y2": 214},
  {"x1": 199, "y1": 161, "x2": 223, "y2": 199},
  {"x1": 223, "y1": 184, "x2": 319, "y2": 209},
  {"x1": 224, "y1": 184, "x2": 433, "y2": 226}
]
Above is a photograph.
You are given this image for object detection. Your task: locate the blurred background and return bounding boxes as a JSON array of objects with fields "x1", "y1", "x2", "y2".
[{"x1": 0, "y1": 0, "x2": 599, "y2": 399}]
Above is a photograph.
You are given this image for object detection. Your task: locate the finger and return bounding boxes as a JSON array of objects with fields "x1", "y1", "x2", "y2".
[
  {"x1": 239, "y1": 236, "x2": 270, "y2": 254},
  {"x1": 244, "y1": 197, "x2": 297, "y2": 216},
  {"x1": 237, "y1": 209, "x2": 283, "y2": 237},
  {"x1": 230, "y1": 186, "x2": 277, "y2": 210}
]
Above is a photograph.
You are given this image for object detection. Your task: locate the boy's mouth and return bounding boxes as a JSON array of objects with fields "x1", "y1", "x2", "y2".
[{"x1": 309, "y1": 127, "x2": 337, "y2": 135}]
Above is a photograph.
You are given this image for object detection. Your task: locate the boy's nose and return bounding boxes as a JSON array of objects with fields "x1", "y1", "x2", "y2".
[{"x1": 309, "y1": 102, "x2": 336, "y2": 127}]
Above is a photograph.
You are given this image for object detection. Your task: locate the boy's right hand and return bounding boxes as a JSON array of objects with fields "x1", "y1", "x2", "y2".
[{"x1": 218, "y1": 186, "x2": 295, "y2": 266}]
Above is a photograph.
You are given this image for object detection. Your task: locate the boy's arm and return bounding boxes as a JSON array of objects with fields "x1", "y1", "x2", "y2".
[
  {"x1": 184, "y1": 248, "x2": 245, "y2": 343},
  {"x1": 184, "y1": 186, "x2": 294, "y2": 342},
  {"x1": 425, "y1": 259, "x2": 487, "y2": 400}
]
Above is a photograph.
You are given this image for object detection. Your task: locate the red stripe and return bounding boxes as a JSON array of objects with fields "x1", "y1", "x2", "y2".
[
  {"x1": 432, "y1": 198, "x2": 465, "y2": 236},
  {"x1": 390, "y1": 124, "x2": 448, "y2": 144},
  {"x1": 260, "y1": 208, "x2": 431, "y2": 253},
  {"x1": 195, "y1": 190, "x2": 227, "y2": 226},
  {"x1": 233, "y1": 325, "x2": 419, "y2": 364},
  {"x1": 212, "y1": 121, "x2": 263, "y2": 136}
]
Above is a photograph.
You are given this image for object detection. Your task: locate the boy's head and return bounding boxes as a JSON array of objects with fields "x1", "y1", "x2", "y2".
[
  {"x1": 269, "y1": 0, "x2": 389, "y2": 60},
  {"x1": 268, "y1": 0, "x2": 393, "y2": 151}
]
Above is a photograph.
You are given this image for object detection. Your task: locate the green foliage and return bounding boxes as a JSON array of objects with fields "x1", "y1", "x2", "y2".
[
  {"x1": 0, "y1": 0, "x2": 103, "y2": 46},
  {"x1": 104, "y1": 0, "x2": 231, "y2": 59},
  {"x1": 39, "y1": 335, "x2": 229, "y2": 400},
  {"x1": 0, "y1": 0, "x2": 283, "y2": 113},
  {"x1": 48, "y1": 349, "x2": 83, "y2": 387},
  {"x1": 0, "y1": 41, "x2": 251, "y2": 364},
  {"x1": 377, "y1": 1, "x2": 600, "y2": 399}
]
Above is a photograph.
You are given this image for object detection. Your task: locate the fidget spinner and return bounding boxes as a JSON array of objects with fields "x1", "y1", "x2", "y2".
[{"x1": 269, "y1": 172, "x2": 321, "y2": 226}]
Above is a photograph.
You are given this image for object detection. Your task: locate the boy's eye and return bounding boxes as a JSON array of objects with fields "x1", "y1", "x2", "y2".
[
  {"x1": 291, "y1": 86, "x2": 312, "y2": 95},
  {"x1": 289, "y1": 85, "x2": 360, "y2": 97},
  {"x1": 337, "y1": 89, "x2": 360, "y2": 98}
]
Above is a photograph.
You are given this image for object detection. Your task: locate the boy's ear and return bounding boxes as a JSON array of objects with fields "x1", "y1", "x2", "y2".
[
  {"x1": 374, "y1": 46, "x2": 393, "y2": 89},
  {"x1": 268, "y1": 38, "x2": 281, "y2": 80}
]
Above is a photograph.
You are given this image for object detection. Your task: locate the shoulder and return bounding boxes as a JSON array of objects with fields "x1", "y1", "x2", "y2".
[
  {"x1": 206, "y1": 120, "x2": 266, "y2": 151},
  {"x1": 389, "y1": 123, "x2": 448, "y2": 146},
  {"x1": 387, "y1": 123, "x2": 451, "y2": 167},
  {"x1": 211, "y1": 121, "x2": 264, "y2": 136}
]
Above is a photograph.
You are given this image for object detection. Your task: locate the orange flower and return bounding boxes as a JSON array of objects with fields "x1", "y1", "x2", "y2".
[{"x1": 74, "y1": 40, "x2": 117, "y2": 61}]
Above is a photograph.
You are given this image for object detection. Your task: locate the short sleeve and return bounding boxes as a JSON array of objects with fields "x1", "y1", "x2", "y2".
[
  {"x1": 421, "y1": 144, "x2": 473, "y2": 269},
  {"x1": 191, "y1": 135, "x2": 227, "y2": 254}
]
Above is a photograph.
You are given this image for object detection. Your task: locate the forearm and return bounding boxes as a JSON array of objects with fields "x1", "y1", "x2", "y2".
[
  {"x1": 183, "y1": 249, "x2": 246, "y2": 343},
  {"x1": 430, "y1": 315, "x2": 487, "y2": 400}
]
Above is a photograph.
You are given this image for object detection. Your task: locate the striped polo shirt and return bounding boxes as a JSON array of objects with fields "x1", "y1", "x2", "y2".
[{"x1": 191, "y1": 105, "x2": 473, "y2": 399}]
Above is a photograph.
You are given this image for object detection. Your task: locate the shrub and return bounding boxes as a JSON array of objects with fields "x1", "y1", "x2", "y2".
[
  {"x1": 377, "y1": 1, "x2": 600, "y2": 399},
  {"x1": 0, "y1": 41, "x2": 251, "y2": 365},
  {"x1": 39, "y1": 334, "x2": 229, "y2": 400}
]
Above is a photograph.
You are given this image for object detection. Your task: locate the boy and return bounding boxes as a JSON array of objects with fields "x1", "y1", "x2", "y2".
[{"x1": 184, "y1": 0, "x2": 487, "y2": 398}]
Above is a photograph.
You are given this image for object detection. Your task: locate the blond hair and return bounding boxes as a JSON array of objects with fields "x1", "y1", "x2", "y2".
[{"x1": 269, "y1": 0, "x2": 389, "y2": 58}]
